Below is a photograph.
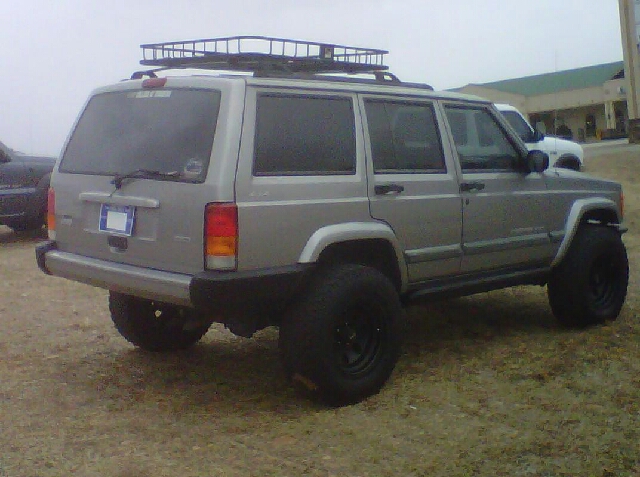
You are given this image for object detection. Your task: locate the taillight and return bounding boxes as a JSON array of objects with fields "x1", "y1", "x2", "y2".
[
  {"x1": 47, "y1": 187, "x2": 56, "y2": 240},
  {"x1": 620, "y1": 192, "x2": 625, "y2": 220},
  {"x1": 204, "y1": 203, "x2": 238, "y2": 270}
]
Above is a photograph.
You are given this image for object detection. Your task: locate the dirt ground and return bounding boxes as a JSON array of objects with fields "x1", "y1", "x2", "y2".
[{"x1": 1, "y1": 142, "x2": 640, "y2": 477}]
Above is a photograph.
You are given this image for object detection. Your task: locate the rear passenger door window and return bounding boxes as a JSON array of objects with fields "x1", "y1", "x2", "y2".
[
  {"x1": 364, "y1": 100, "x2": 446, "y2": 173},
  {"x1": 254, "y1": 94, "x2": 356, "y2": 176},
  {"x1": 444, "y1": 106, "x2": 520, "y2": 172}
]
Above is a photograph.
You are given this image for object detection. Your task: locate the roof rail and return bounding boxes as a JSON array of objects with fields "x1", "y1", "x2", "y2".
[{"x1": 137, "y1": 36, "x2": 389, "y2": 76}]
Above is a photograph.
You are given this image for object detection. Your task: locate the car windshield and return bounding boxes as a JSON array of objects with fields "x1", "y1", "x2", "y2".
[
  {"x1": 501, "y1": 110, "x2": 533, "y2": 142},
  {"x1": 60, "y1": 89, "x2": 221, "y2": 182}
]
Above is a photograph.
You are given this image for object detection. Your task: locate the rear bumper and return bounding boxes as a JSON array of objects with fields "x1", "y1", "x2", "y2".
[
  {"x1": 36, "y1": 240, "x2": 192, "y2": 306},
  {"x1": 36, "y1": 241, "x2": 314, "y2": 314},
  {"x1": 190, "y1": 265, "x2": 314, "y2": 315}
]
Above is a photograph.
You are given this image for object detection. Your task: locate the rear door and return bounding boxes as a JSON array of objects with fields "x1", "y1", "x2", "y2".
[
  {"x1": 361, "y1": 96, "x2": 463, "y2": 282},
  {"x1": 443, "y1": 104, "x2": 552, "y2": 274},
  {"x1": 234, "y1": 87, "x2": 370, "y2": 271}
]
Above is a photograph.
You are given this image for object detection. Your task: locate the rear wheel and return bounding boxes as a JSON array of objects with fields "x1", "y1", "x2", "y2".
[
  {"x1": 109, "y1": 292, "x2": 211, "y2": 352},
  {"x1": 548, "y1": 225, "x2": 628, "y2": 327},
  {"x1": 279, "y1": 264, "x2": 402, "y2": 406}
]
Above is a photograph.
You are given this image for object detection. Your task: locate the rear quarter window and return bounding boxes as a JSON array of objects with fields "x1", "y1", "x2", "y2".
[{"x1": 253, "y1": 94, "x2": 356, "y2": 176}]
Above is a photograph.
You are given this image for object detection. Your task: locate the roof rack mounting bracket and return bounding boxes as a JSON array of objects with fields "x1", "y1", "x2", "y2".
[
  {"x1": 130, "y1": 70, "x2": 159, "y2": 80},
  {"x1": 374, "y1": 71, "x2": 401, "y2": 83}
]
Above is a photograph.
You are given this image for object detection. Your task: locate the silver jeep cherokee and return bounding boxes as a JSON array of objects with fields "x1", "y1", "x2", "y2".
[{"x1": 36, "y1": 37, "x2": 628, "y2": 406}]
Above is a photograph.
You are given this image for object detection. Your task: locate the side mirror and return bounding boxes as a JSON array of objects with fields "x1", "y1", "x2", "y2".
[
  {"x1": 526, "y1": 150, "x2": 549, "y2": 173},
  {"x1": 0, "y1": 149, "x2": 10, "y2": 163}
]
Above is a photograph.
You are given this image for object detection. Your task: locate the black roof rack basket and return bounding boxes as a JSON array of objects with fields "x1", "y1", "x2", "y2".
[{"x1": 139, "y1": 36, "x2": 389, "y2": 75}]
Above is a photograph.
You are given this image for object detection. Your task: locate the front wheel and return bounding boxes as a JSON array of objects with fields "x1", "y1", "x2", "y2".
[
  {"x1": 548, "y1": 225, "x2": 628, "y2": 327},
  {"x1": 554, "y1": 155, "x2": 581, "y2": 171},
  {"x1": 8, "y1": 214, "x2": 45, "y2": 232},
  {"x1": 279, "y1": 264, "x2": 403, "y2": 406},
  {"x1": 109, "y1": 292, "x2": 211, "y2": 352}
]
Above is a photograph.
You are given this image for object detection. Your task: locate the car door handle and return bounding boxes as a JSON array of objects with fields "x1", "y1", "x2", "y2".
[
  {"x1": 460, "y1": 181, "x2": 485, "y2": 192},
  {"x1": 375, "y1": 184, "x2": 405, "y2": 195}
]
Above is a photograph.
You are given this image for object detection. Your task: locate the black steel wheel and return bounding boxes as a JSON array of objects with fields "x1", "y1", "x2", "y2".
[
  {"x1": 548, "y1": 225, "x2": 628, "y2": 327},
  {"x1": 589, "y1": 253, "x2": 621, "y2": 309},
  {"x1": 334, "y1": 305, "x2": 385, "y2": 377},
  {"x1": 279, "y1": 264, "x2": 402, "y2": 406}
]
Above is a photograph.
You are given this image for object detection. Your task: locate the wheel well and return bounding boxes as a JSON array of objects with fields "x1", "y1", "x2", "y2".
[
  {"x1": 555, "y1": 155, "x2": 581, "y2": 171},
  {"x1": 317, "y1": 239, "x2": 402, "y2": 291},
  {"x1": 581, "y1": 209, "x2": 619, "y2": 227}
]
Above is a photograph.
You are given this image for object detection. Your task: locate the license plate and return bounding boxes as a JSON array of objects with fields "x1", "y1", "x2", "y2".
[{"x1": 99, "y1": 203, "x2": 135, "y2": 236}]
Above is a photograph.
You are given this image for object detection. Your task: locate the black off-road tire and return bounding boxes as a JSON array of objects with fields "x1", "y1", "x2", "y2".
[
  {"x1": 109, "y1": 292, "x2": 211, "y2": 352},
  {"x1": 279, "y1": 264, "x2": 403, "y2": 406},
  {"x1": 548, "y1": 225, "x2": 628, "y2": 327},
  {"x1": 8, "y1": 214, "x2": 44, "y2": 232}
]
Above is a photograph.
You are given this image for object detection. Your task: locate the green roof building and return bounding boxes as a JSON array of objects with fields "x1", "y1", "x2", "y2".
[{"x1": 455, "y1": 61, "x2": 627, "y2": 142}]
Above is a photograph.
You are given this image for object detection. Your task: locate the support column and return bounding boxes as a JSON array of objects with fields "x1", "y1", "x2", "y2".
[
  {"x1": 605, "y1": 101, "x2": 617, "y2": 130},
  {"x1": 619, "y1": 0, "x2": 640, "y2": 142}
]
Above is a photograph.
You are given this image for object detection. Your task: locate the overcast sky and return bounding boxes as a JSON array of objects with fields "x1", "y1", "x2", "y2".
[{"x1": 0, "y1": 0, "x2": 623, "y2": 156}]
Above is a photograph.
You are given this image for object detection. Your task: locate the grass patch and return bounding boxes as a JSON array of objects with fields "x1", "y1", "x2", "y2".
[{"x1": 1, "y1": 145, "x2": 640, "y2": 476}]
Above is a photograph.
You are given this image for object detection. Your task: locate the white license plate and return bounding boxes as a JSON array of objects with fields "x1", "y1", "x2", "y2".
[{"x1": 99, "y1": 203, "x2": 135, "y2": 236}]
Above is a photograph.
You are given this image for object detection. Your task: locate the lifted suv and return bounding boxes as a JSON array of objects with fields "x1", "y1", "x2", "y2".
[{"x1": 36, "y1": 37, "x2": 628, "y2": 406}]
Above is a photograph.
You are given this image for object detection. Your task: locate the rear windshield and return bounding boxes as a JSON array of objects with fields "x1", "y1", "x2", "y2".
[{"x1": 60, "y1": 89, "x2": 221, "y2": 182}]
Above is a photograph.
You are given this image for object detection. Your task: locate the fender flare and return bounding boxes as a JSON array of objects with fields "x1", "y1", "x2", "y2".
[
  {"x1": 551, "y1": 197, "x2": 622, "y2": 268},
  {"x1": 298, "y1": 222, "x2": 408, "y2": 291}
]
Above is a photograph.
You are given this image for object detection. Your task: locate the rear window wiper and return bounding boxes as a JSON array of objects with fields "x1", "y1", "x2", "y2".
[{"x1": 111, "y1": 169, "x2": 180, "y2": 189}]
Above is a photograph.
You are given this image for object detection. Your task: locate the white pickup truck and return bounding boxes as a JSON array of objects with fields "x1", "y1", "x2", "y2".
[{"x1": 496, "y1": 104, "x2": 584, "y2": 171}]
